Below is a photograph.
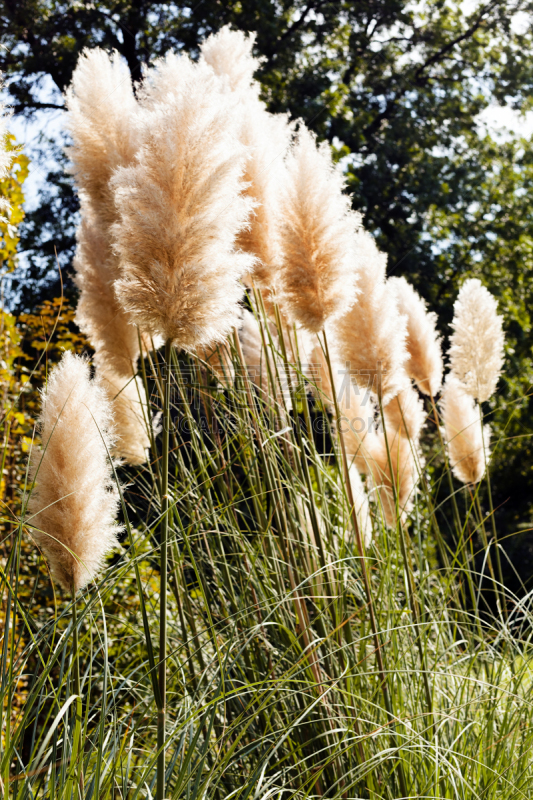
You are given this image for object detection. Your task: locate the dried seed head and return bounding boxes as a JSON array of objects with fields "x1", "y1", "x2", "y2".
[{"x1": 27, "y1": 353, "x2": 122, "y2": 592}]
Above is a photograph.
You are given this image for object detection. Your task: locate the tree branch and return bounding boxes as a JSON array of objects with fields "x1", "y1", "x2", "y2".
[
  {"x1": 264, "y1": 0, "x2": 329, "y2": 65},
  {"x1": 360, "y1": 0, "x2": 504, "y2": 141},
  {"x1": 10, "y1": 101, "x2": 66, "y2": 115}
]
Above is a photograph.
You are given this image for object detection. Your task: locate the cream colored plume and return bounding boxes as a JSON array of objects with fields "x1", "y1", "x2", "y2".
[
  {"x1": 366, "y1": 383, "x2": 425, "y2": 526},
  {"x1": 112, "y1": 55, "x2": 254, "y2": 349},
  {"x1": 441, "y1": 374, "x2": 490, "y2": 485},
  {"x1": 100, "y1": 372, "x2": 150, "y2": 466},
  {"x1": 279, "y1": 127, "x2": 360, "y2": 332},
  {"x1": 389, "y1": 277, "x2": 443, "y2": 396},
  {"x1": 74, "y1": 214, "x2": 141, "y2": 378},
  {"x1": 200, "y1": 28, "x2": 292, "y2": 296},
  {"x1": 65, "y1": 48, "x2": 139, "y2": 230},
  {"x1": 449, "y1": 278, "x2": 504, "y2": 402},
  {"x1": 66, "y1": 49, "x2": 147, "y2": 377},
  {"x1": 200, "y1": 25, "x2": 262, "y2": 96},
  {"x1": 27, "y1": 352, "x2": 121, "y2": 592},
  {"x1": 335, "y1": 230, "x2": 408, "y2": 404}
]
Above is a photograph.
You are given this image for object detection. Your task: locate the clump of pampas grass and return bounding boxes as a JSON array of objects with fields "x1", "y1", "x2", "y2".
[
  {"x1": 335, "y1": 231, "x2": 408, "y2": 404},
  {"x1": 389, "y1": 277, "x2": 443, "y2": 397},
  {"x1": 449, "y1": 278, "x2": 504, "y2": 403},
  {"x1": 279, "y1": 127, "x2": 360, "y2": 332},
  {"x1": 441, "y1": 374, "x2": 490, "y2": 484},
  {"x1": 201, "y1": 26, "x2": 292, "y2": 297},
  {"x1": 27, "y1": 352, "x2": 121, "y2": 592},
  {"x1": 112, "y1": 54, "x2": 254, "y2": 348}
]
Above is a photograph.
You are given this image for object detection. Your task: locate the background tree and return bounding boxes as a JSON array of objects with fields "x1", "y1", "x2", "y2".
[{"x1": 3, "y1": 0, "x2": 533, "y2": 583}]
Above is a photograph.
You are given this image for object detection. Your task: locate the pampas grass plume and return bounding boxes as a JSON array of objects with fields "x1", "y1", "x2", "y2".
[
  {"x1": 65, "y1": 48, "x2": 139, "y2": 229},
  {"x1": 335, "y1": 230, "x2": 408, "y2": 404},
  {"x1": 100, "y1": 372, "x2": 150, "y2": 466},
  {"x1": 449, "y1": 278, "x2": 504, "y2": 402},
  {"x1": 389, "y1": 277, "x2": 443, "y2": 396},
  {"x1": 365, "y1": 382, "x2": 425, "y2": 526},
  {"x1": 441, "y1": 374, "x2": 490, "y2": 484},
  {"x1": 201, "y1": 27, "x2": 291, "y2": 295},
  {"x1": 74, "y1": 214, "x2": 141, "y2": 378},
  {"x1": 112, "y1": 55, "x2": 255, "y2": 348},
  {"x1": 27, "y1": 352, "x2": 122, "y2": 592},
  {"x1": 200, "y1": 25, "x2": 262, "y2": 96},
  {"x1": 279, "y1": 127, "x2": 360, "y2": 332},
  {"x1": 66, "y1": 50, "x2": 146, "y2": 377}
]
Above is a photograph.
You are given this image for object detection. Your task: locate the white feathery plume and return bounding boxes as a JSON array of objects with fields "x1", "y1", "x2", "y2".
[
  {"x1": 200, "y1": 25, "x2": 262, "y2": 97},
  {"x1": 278, "y1": 127, "x2": 360, "y2": 333},
  {"x1": 65, "y1": 49, "x2": 147, "y2": 377},
  {"x1": 74, "y1": 214, "x2": 141, "y2": 378},
  {"x1": 441, "y1": 374, "x2": 490, "y2": 485},
  {"x1": 200, "y1": 27, "x2": 292, "y2": 296},
  {"x1": 383, "y1": 381, "x2": 426, "y2": 445},
  {"x1": 389, "y1": 276, "x2": 443, "y2": 396},
  {"x1": 27, "y1": 352, "x2": 122, "y2": 592},
  {"x1": 100, "y1": 372, "x2": 150, "y2": 466},
  {"x1": 334, "y1": 230, "x2": 408, "y2": 404},
  {"x1": 112, "y1": 54, "x2": 255, "y2": 349},
  {"x1": 65, "y1": 48, "x2": 139, "y2": 233},
  {"x1": 449, "y1": 278, "x2": 505, "y2": 402}
]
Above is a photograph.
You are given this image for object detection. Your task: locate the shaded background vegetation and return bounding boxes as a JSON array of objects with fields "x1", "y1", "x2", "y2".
[{"x1": 3, "y1": 0, "x2": 533, "y2": 587}]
